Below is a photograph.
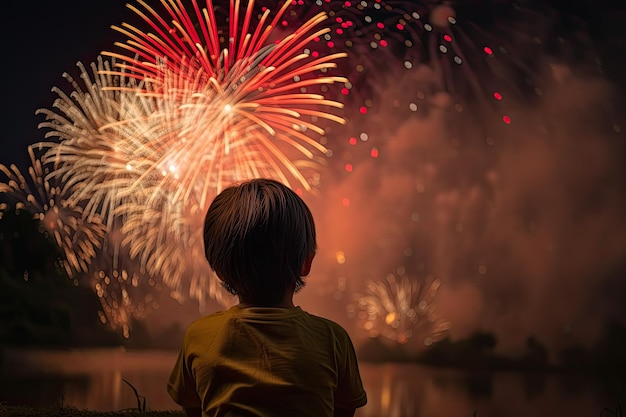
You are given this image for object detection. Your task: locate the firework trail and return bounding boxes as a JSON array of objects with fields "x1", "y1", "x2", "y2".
[
  {"x1": 35, "y1": 57, "x2": 155, "y2": 229},
  {"x1": 349, "y1": 271, "x2": 451, "y2": 346},
  {"x1": 0, "y1": 146, "x2": 106, "y2": 279},
  {"x1": 33, "y1": 0, "x2": 348, "y2": 327},
  {"x1": 90, "y1": 227, "x2": 161, "y2": 338}
]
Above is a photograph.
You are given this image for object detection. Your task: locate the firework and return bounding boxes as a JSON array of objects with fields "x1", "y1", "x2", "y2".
[
  {"x1": 102, "y1": 0, "x2": 347, "y2": 199},
  {"x1": 0, "y1": 146, "x2": 106, "y2": 278},
  {"x1": 266, "y1": 0, "x2": 555, "y2": 114},
  {"x1": 35, "y1": 57, "x2": 156, "y2": 229},
  {"x1": 349, "y1": 271, "x2": 451, "y2": 346},
  {"x1": 34, "y1": 0, "x2": 348, "y2": 319},
  {"x1": 249, "y1": 0, "x2": 423, "y2": 106},
  {"x1": 34, "y1": 57, "x2": 240, "y2": 318}
]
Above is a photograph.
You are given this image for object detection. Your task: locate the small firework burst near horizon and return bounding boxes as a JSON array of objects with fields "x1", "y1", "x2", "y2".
[{"x1": 348, "y1": 271, "x2": 451, "y2": 346}]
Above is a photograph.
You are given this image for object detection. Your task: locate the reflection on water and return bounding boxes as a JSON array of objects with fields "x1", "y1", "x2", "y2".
[
  {"x1": 0, "y1": 349, "x2": 178, "y2": 411},
  {"x1": 359, "y1": 364, "x2": 620, "y2": 417},
  {"x1": 0, "y1": 349, "x2": 620, "y2": 416}
]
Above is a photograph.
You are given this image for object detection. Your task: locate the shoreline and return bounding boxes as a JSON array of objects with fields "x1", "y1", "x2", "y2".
[{"x1": 1, "y1": 347, "x2": 177, "y2": 376}]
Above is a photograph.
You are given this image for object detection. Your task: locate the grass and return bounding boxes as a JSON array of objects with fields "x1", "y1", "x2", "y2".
[
  {"x1": 0, "y1": 406, "x2": 184, "y2": 417},
  {"x1": 121, "y1": 379, "x2": 146, "y2": 413},
  {"x1": 1, "y1": 381, "x2": 621, "y2": 417},
  {"x1": 600, "y1": 399, "x2": 623, "y2": 417},
  {"x1": 0, "y1": 379, "x2": 184, "y2": 417},
  {"x1": 0, "y1": 404, "x2": 622, "y2": 417}
]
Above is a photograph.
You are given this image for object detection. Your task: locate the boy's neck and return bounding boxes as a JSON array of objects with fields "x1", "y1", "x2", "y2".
[{"x1": 238, "y1": 291, "x2": 295, "y2": 308}]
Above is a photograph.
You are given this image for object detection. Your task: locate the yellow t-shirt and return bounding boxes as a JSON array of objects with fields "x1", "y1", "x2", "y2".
[{"x1": 167, "y1": 305, "x2": 367, "y2": 417}]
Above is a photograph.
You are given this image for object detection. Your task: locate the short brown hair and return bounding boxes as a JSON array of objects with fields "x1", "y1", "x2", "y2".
[{"x1": 203, "y1": 179, "x2": 316, "y2": 305}]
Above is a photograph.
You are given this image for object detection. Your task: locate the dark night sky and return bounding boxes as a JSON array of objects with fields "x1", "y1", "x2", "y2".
[{"x1": 1, "y1": 0, "x2": 130, "y2": 167}]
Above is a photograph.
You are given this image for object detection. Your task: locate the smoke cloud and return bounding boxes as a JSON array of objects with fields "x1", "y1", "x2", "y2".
[{"x1": 296, "y1": 60, "x2": 626, "y2": 355}]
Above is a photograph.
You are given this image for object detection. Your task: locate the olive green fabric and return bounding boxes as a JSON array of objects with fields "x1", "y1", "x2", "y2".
[{"x1": 168, "y1": 305, "x2": 367, "y2": 417}]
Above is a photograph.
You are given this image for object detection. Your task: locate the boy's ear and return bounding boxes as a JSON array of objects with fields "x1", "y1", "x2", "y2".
[{"x1": 300, "y1": 253, "x2": 315, "y2": 276}]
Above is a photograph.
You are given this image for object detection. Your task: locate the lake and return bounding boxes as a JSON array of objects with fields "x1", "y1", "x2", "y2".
[{"x1": 0, "y1": 348, "x2": 621, "y2": 416}]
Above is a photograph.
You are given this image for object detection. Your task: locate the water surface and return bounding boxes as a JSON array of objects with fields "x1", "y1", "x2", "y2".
[{"x1": 0, "y1": 349, "x2": 619, "y2": 416}]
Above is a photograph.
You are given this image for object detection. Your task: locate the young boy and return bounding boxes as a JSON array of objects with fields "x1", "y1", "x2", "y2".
[{"x1": 167, "y1": 178, "x2": 367, "y2": 417}]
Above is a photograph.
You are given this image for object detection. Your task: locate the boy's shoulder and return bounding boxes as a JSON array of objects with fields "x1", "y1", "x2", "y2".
[
  {"x1": 302, "y1": 310, "x2": 346, "y2": 328},
  {"x1": 183, "y1": 308, "x2": 231, "y2": 336},
  {"x1": 299, "y1": 310, "x2": 354, "y2": 341}
]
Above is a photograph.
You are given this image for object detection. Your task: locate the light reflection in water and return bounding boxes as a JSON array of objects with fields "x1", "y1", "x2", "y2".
[{"x1": 0, "y1": 349, "x2": 619, "y2": 416}]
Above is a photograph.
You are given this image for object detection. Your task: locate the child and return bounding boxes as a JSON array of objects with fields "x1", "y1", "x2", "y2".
[{"x1": 167, "y1": 178, "x2": 367, "y2": 417}]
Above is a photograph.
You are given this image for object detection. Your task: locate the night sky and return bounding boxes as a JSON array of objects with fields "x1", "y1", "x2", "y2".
[
  {"x1": 2, "y1": 0, "x2": 129, "y2": 167},
  {"x1": 1, "y1": 0, "x2": 625, "y2": 353}
]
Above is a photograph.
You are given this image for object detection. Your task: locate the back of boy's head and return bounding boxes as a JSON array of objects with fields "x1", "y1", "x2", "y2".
[{"x1": 203, "y1": 178, "x2": 317, "y2": 305}]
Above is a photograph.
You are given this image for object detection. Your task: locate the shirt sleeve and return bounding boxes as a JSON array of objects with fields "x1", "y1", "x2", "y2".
[
  {"x1": 334, "y1": 328, "x2": 367, "y2": 409},
  {"x1": 167, "y1": 346, "x2": 202, "y2": 408}
]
